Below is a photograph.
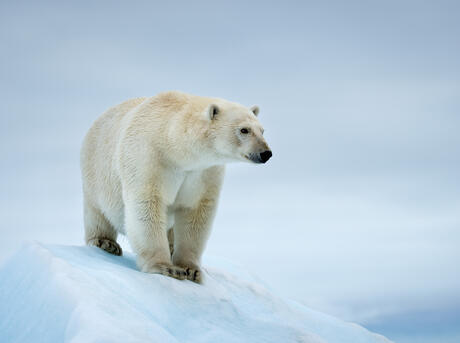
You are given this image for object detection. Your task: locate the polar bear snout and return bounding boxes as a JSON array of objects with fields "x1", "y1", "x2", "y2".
[
  {"x1": 247, "y1": 150, "x2": 272, "y2": 164},
  {"x1": 259, "y1": 150, "x2": 272, "y2": 163}
]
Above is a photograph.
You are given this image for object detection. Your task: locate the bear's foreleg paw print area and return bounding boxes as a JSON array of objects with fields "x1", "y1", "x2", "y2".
[
  {"x1": 184, "y1": 267, "x2": 202, "y2": 283},
  {"x1": 87, "y1": 238, "x2": 122, "y2": 256},
  {"x1": 173, "y1": 261, "x2": 203, "y2": 283},
  {"x1": 142, "y1": 263, "x2": 188, "y2": 281}
]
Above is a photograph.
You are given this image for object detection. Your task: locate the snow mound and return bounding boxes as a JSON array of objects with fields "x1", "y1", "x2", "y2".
[{"x1": 0, "y1": 243, "x2": 391, "y2": 343}]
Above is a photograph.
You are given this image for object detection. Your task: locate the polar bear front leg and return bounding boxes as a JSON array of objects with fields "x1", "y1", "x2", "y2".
[
  {"x1": 124, "y1": 192, "x2": 187, "y2": 280},
  {"x1": 172, "y1": 196, "x2": 218, "y2": 283}
]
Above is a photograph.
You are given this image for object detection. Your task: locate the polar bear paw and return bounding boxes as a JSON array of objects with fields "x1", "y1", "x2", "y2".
[
  {"x1": 184, "y1": 266, "x2": 202, "y2": 283},
  {"x1": 141, "y1": 262, "x2": 188, "y2": 281},
  {"x1": 159, "y1": 264, "x2": 188, "y2": 280},
  {"x1": 88, "y1": 238, "x2": 122, "y2": 256},
  {"x1": 173, "y1": 262, "x2": 202, "y2": 283}
]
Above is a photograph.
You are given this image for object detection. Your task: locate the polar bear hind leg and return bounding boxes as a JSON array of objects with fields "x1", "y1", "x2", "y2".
[{"x1": 84, "y1": 201, "x2": 122, "y2": 256}]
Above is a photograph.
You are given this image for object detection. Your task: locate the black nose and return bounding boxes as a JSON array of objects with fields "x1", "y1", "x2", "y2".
[{"x1": 259, "y1": 150, "x2": 272, "y2": 163}]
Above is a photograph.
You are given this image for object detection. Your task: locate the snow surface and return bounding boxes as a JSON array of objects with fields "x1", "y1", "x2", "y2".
[{"x1": 0, "y1": 243, "x2": 392, "y2": 343}]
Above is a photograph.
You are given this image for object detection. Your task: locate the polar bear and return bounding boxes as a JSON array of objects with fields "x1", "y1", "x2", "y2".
[{"x1": 80, "y1": 91, "x2": 271, "y2": 283}]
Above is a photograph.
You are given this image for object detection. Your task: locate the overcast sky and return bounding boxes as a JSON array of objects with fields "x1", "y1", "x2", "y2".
[{"x1": 1, "y1": 1, "x2": 459, "y2": 342}]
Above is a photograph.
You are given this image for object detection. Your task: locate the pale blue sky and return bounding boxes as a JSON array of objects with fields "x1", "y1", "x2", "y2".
[{"x1": 1, "y1": 1, "x2": 459, "y2": 342}]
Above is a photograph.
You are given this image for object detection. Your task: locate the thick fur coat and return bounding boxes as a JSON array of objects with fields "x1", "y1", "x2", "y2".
[{"x1": 80, "y1": 91, "x2": 271, "y2": 282}]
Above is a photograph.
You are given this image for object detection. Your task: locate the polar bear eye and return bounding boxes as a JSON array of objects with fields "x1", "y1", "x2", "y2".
[{"x1": 240, "y1": 128, "x2": 249, "y2": 134}]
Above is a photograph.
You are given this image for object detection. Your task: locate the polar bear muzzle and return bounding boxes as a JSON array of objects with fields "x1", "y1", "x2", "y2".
[
  {"x1": 247, "y1": 150, "x2": 272, "y2": 164},
  {"x1": 259, "y1": 150, "x2": 272, "y2": 163}
]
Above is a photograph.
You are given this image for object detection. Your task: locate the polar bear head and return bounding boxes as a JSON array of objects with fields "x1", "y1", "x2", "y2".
[{"x1": 205, "y1": 102, "x2": 272, "y2": 164}]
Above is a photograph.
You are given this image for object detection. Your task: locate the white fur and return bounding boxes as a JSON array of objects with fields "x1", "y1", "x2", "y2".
[{"x1": 80, "y1": 91, "x2": 270, "y2": 282}]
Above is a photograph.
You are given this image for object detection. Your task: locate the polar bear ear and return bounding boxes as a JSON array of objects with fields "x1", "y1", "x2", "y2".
[
  {"x1": 208, "y1": 104, "x2": 219, "y2": 120},
  {"x1": 250, "y1": 105, "x2": 259, "y2": 116}
]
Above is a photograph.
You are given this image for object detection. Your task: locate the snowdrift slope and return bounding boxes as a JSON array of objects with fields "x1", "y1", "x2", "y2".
[{"x1": 0, "y1": 243, "x2": 391, "y2": 343}]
